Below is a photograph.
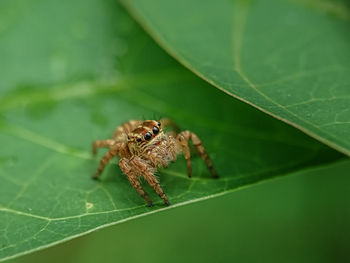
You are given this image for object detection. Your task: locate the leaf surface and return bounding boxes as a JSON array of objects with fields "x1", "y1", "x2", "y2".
[
  {"x1": 0, "y1": 0, "x2": 343, "y2": 261},
  {"x1": 121, "y1": 0, "x2": 350, "y2": 156}
]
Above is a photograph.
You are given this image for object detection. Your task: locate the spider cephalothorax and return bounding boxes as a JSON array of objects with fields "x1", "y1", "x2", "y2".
[
  {"x1": 92, "y1": 118, "x2": 218, "y2": 206},
  {"x1": 127, "y1": 120, "x2": 165, "y2": 155}
]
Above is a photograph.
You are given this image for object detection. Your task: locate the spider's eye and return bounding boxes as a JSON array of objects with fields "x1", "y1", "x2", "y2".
[
  {"x1": 157, "y1": 122, "x2": 161, "y2": 127},
  {"x1": 127, "y1": 136, "x2": 130, "y2": 140},
  {"x1": 152, "y1": 126, "x2": 159, "y2": 135},
  {"x1": 137, "y1": 137, "x2": 142, "y2": 142},
  {"x1": 144, "y1": 132, "x2": 152, "y2": 141}
]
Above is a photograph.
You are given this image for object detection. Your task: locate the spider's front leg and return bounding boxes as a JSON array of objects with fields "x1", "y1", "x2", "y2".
[
  {"x1": 177, "y1": 131, "x2": 218, "y2": 178},
  {"x1": 119, "y1": 158, "x2": 153, "y2": 207},
  {"x1": 130, "y1": 156, "x2": 170, "y2": 206},
  {"x1": 147, "y1": 137, "x2": 177, "y2": 168}
]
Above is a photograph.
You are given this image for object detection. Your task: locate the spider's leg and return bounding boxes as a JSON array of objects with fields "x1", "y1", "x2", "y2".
[
  {"x1": 112, "y1": 120, "x2": 142, "y2": 141},
  {"x1": 131, "y1": 156, "x2": 170, "y2": 206},
  {"x1": 119, "y1": 158, "x2": 153, "y2": 206},
  {"x1": 143, "y1": 171, "x2": 170, "y2": 206},
  {"x1": 176, "y1": 133, "x2": 192, "y2": 178},
  {"x1": 178, "y1": 131, "x2": 218, "y2": 178},
  {"x1": 92, "y1": 139, "x2": 115, "y2": 155},
  {"x1": 147, "y1": 151, "x2": 168, "y2": 167},
  {"x1": 92, "y1": 148, "x2": 118, "y2": 180},
  {"x1": 160, "y1": 118, "x2": 181, "y2": 134}
]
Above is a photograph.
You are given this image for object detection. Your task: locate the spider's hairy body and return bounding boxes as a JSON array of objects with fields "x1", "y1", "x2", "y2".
[{"x1": 92, "y1": 119, "x2": 218, "y2": 206}]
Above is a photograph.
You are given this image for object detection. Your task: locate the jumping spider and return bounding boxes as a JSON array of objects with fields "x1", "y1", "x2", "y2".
[{"x1": 92, "y1": 118, "x2": 218, "y2": 206}]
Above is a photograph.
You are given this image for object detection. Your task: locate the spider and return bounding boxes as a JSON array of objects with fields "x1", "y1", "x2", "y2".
[{"x1": 92, "y1": 118, "x2": 218, "y2": 206}]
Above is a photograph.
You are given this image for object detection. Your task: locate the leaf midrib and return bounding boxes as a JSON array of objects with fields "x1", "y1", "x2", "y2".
[{"x1": 0, "y1": 149, "x2": 331, "y2": 222}]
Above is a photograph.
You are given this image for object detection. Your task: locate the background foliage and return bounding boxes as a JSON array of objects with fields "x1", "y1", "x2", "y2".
[{"x1": 122, "y1": 0, "x2": 350, "y2": 155}]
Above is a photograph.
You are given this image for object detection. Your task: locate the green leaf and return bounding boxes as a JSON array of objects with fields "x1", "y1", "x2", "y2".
[
  {"x1": 120, "y1": 0, "x2": 350, "y2": 156},
  {"x1": 7, "y1": 159, "x2": 350, "y2": 263},
  {"x1": 0, "y1": 0, "x2": 343, "y2": 261}
]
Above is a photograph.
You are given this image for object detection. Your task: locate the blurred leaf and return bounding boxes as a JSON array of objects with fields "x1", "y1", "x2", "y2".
[
  {"x1": 121, "y1": 0, "x2": 350, "y2": 156},
  {"x1": 0, "y1": 0, "x2": 344, "y2": 261}
]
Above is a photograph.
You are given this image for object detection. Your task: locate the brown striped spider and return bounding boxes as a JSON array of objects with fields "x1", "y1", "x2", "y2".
[{"x1": 92, "y1": 119, "x2": 218, "y2": 206}]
